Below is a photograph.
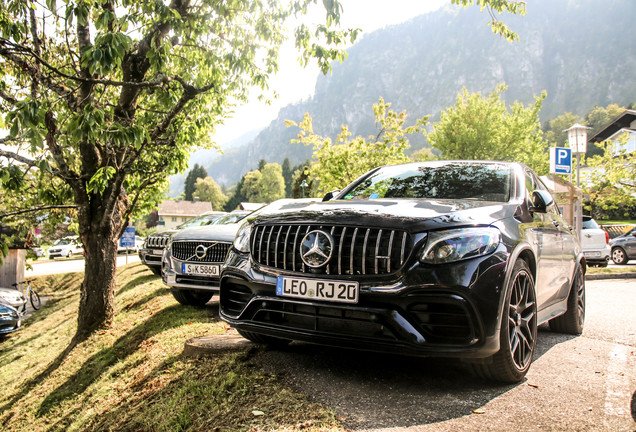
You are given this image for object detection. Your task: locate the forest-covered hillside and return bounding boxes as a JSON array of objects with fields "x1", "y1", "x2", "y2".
[{"x1": 172, "y1": 0, "x2": 636, "y2": 192}]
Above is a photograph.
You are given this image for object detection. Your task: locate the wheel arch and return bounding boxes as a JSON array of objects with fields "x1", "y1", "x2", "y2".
[{"x1": 494, "y1": 242, "x2": 537, "y2": 337}]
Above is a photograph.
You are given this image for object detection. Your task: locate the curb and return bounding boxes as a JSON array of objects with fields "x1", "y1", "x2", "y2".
[
  {"x1": 586, "y1": 272, "x2": 636, "y2": 281},
  {"x1": 183, "y1": 333, "x2": 254, "y2": 357}
]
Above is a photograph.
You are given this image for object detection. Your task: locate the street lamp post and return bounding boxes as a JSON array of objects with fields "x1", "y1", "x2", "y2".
[{"x1": 563, "y1": 123, "x2": 591, "y2": 240}]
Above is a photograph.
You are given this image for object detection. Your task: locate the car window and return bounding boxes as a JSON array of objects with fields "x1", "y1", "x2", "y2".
[
  {"x1": 343, "y1": 163, "x2": 512, "y2": 202},
  {"x1": 177, "y1": 213, "x2": 224, "y2": 228},
  {"x1": 582, "y1": 217, "x2": 600, "y2": 230},
  {"x1": 213, "y1": 212, "x2": 250, "y2": 225}
]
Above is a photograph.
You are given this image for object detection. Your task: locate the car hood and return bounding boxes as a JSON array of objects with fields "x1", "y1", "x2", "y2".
[
  {"x1": 170, "y1": 223, "x2": 242, "y2": 242},
  {"x1": 250, "y1": 198, "x2": 516, "y2": 232},
  {"x1": 147, "y1": 230, "x2": 178, "y2": 239}
]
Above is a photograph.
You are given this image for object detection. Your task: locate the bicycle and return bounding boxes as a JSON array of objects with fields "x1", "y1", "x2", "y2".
[{"x1": 12, "y1": 279, "x2": 41, "y2": 311}]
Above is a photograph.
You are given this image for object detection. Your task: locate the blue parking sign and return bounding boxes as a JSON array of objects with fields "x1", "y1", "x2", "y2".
[
  {"x1": 549, "y1": 147, "x2": 572, "y2": 174},
  {"x1": 120, "y1": 226, "x2": 136, "y2": 248}
]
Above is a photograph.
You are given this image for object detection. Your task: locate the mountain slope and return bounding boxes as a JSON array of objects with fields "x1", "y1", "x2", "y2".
[{"x1": 198, "y1": 0, "x2": 636, "y2": 188}]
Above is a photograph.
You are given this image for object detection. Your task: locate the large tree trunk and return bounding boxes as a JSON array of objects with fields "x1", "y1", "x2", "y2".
[
  {"x1": 75, "y1": 193, "x2": 127, "y2": 340},
  {"x1": 76, "y1": 231, "x2": 119, "y2": 338}
]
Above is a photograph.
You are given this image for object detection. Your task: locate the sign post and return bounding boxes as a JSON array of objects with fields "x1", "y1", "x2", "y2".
[{"x1": 120, "y1": 226, "x2": 136, "y2": 264}]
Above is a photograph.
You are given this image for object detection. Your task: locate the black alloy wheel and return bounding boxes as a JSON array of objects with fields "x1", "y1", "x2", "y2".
[
  {"x1": 470, "y1": 259, "x2": 537, "y2": 383},
  {"x1": 611, "y1": 247, "x2": 628, "y2": 265}
]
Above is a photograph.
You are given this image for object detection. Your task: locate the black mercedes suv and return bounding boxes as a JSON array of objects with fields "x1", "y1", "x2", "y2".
[{"x1": 219, "y1": 161, "x2": 586, "y2": 382}]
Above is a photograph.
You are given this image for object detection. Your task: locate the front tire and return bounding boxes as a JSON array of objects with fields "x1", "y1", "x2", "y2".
[
  {"x1": 470, "y1": 260, "x2": 537, "y2": 383},
  {"x1": 237, "y1": 329, "x2": 291, "y2": 346},
  {"x1": 170, "y1": 289, "x2": 213, "y2": 307},
  {"x1": 549, "y1": 264, "x2": 585, "y2": 335},
  {"x1": 611, "y1": 247, "x2": 628, "y2": 265}
]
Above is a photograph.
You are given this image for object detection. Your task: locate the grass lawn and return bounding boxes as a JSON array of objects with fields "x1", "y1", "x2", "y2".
[{"x1": 0, "y1": 263, "x2": 343, "y2": 432}]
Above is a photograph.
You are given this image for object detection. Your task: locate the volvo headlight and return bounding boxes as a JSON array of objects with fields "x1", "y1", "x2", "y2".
[
  {"x1": 233, "y1": 223, "x2": 252, "y2": 253},
  {"x1": 419, "y1": 227, "x2": 500, "y2": 264}
]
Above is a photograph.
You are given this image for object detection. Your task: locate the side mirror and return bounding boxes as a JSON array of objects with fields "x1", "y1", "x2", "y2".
[
  {"x1": 529, "y1": 190, "x2": 554, "y2": 213},
  {"x1": 322, "y1": 190, "x2": 341, "y2": 202}
]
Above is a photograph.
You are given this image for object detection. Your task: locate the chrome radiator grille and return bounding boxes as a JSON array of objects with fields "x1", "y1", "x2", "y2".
[
  {"x1": 171, "y1": 241, "x2": 231, "y2": 263},
  {"x1": 250, "y1": 224, "x2": 411, "y2": 275},
  {"x1": 146, "y1": 236, "x2": 169, "y2": 248}
]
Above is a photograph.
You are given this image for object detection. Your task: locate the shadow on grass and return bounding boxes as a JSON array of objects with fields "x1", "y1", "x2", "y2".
[
  {"x1": 117, "y1": 274, "x2": 161, "y2": 296},
  {"x1": 35, "y1": 304, "x2": 209, "y2": 417}
]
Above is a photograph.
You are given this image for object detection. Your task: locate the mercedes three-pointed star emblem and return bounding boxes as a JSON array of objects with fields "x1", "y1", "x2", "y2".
[{"x1": 300, "y1": 230, "x2": 334, "y2": 268}]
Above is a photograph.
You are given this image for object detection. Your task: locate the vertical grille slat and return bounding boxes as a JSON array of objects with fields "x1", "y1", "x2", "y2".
[
  {"x1": 338, "y1": 227, "x2": 347, "y2": 275},
  {"x1": 251, "y1": 223, "x2": 411, "y2": 276},
  {"x1": 283, "y1": 226, "x2": 292, "y2": 270},
  {"x1": 387, "y1": 230, "x2": 395, "y2": 273}
]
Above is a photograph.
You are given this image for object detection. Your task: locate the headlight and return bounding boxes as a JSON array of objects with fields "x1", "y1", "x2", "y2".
[
  {"x1": 233, "y1": 223, "x2": 252, "y2": 253},
  {"x1": 419, "y1": 227, "x2": 500, "y2": 264}
]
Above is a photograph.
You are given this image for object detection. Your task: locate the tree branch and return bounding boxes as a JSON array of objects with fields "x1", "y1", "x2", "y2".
[
  {"x1": 0, "y1": 205, "x2": 77, "y2": 219},
  {"x1": 0, "y1": 149, "x2": 38, "y2": 167}
]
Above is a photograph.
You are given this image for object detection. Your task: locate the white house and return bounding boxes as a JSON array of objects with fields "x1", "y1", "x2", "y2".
[
  {"x1": 157, "y1": 200, "x2": 213, "y2": 230},
  {"x1": 588, "y1": 109, "x2": 636, "y2": 155}
]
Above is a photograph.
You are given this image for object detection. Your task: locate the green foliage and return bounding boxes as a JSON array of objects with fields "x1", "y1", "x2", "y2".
[
  {"x1": 584, "y1": 135, "x2": 636, "y2": 219},
  {"x1": 427, "y1": 84, "x2": 549, "y2": 174},
  {"x1": 184, "y1": 164, "x2": 208, "y2": 201},
  {"x1": 451, "y1": 0, "x2": 527, "y2": 41},
  {"x1": 0, "y1": 0, "x2": 356, "y2": 334},
  {"x1": 543, "y1": 112, "x2": 581, "y2": 148},
  {"x1": 194, "y1": 177, "x2": 228, "y2": 211},
  {"x1": 288, "y1": 97, "x2": 428, "y2": 193},
  {"x1": 240, "y1": 163, "x2": 286, "y2": 203}
]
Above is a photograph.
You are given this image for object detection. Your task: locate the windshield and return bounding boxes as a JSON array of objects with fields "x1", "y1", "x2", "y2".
[
  {"x1": 177, "y1": 213, "x2": 225, "y2": 229},
  {"x1": 54, "y1": 239, "x2": 70, "y2": 245},
  {"x1": 213, "y1": 212, "x2": 250, "y2": 225},
  {"x1": 343, "y1": 162, "x2": 512, "y2": 202}
]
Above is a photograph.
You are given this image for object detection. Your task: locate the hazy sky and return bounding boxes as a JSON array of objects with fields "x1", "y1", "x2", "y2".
[{"x1": 212, "y1": 0, "x2": 447, "y2": 146}]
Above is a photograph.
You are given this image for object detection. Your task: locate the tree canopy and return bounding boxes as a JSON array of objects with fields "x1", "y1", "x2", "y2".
[
  {"x1": 288, "y1": 97, "x2": 428, "y2": 193},
  {"x1": 194, "y1": 176, "x2": 227, "y2": 210},
  {"x1": 426, "y1": 84, "x2": 549, "y2": 174},
  {"x1": 0, "y1": 0, "x2": 355, "y2": 338},
  {"x1": 240, "y1": 162, "x2": 285, "y2": 203},
  {"x1": 184, "y1": 164, "x2": 208, "y2": 201}
]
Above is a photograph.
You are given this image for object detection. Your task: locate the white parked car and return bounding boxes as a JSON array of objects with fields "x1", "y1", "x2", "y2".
[
  {"x1": 48, "y1": 236, "x2": 84, "y2": 259},
  {"x1": 581, "y1": 216, "x2": 610, "y2": 267}
]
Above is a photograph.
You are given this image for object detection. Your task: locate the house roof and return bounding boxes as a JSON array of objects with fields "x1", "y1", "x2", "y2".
[
  {"x1": 588, "y1": 109, "x2": 636, "y2": 143},
  {"x1": 158, "y1": 200, "x2": 212, "y2": 217}
]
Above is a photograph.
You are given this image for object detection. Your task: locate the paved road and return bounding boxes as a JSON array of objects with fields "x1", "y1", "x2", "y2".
[
  {"x1": 25, "y1": 253, "x2": 140, "y2": 277},
  {"x1": 247, "y1": 278, "x2": 636, "y2": 432}
]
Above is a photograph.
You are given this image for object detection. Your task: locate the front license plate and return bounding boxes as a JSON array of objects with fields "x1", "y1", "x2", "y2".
[
  {"x1": 153, "y1": 249, "x2": 163, "y2": 255},
  {"x1": 181, "y1": 263, "x2": 220, "y2": 277},
  {"x1": 276, "y1": 276, "x2": 359, "y2": 304},
  {"x1": 584, "y1": 251, "x2": 601, "y2": 258}
]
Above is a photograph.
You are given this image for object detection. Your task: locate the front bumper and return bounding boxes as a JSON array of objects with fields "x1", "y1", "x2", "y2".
[
  {"x1": 219, "y1": 248, "x2": 509, "y2": 359},
  {"x1": 139, "y1": 247, "x2": 163, "y2": 267},
  {"x1": 0, "y1": 313, "x2": 20, "y2": 335},
  {"x1": 162, "y1": 250, "x2": 221, "y2": 292}
]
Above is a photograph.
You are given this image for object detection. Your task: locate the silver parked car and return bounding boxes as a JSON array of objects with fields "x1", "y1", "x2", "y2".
[
  {"x1": 0, "y1": 287, "x2": 26, "y2": 315},
  {"x1": 139, "y1": 211, "x2": 227, "y2": 275},
  {"x1": 0, "y1": 303, "x2": 21, "y2": 336}
]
